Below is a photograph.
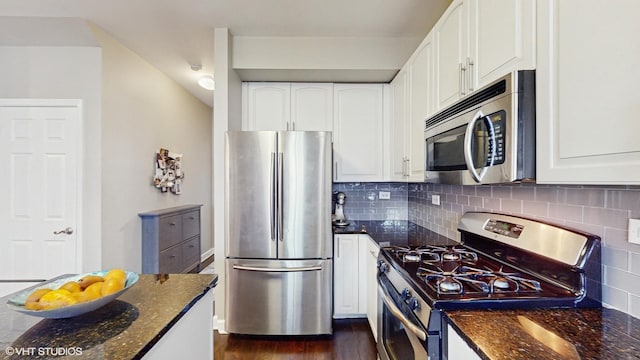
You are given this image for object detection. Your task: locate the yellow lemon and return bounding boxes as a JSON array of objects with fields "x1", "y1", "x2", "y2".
[
  {"x1": 84, "y1": 281, "x2": 103, "y2": 295},
  {"x1": 104, "y1": 269, "x2": 127, "y2": 283},
  {"x1": 77, "y1": 275, "x2": 104, "y2": 289},
  {"x1": 25, "y1": 288, "x2": 52, "y2": 303},
  {"x1": 38, "y1": 289, "x2": 78, "y2": 310},
  {"x1": 60, "y1": 281, "x2": 82, "y2": 293},
  {"x1": 101, "y1": 278, "x2": 125, "y2": 296}
]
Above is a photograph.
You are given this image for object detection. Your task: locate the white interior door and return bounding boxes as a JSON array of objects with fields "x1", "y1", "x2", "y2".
[{"x1": 0, "y1": 100, "x2": 82, "y2": 289}]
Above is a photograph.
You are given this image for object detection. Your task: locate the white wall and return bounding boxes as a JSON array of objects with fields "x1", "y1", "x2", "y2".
[
  {"x1": 232, "y1": 36, "x2": 419, "y2": 82},
  {"x1": 0, "y1": 17, "x2": 103, "y2": 273},
  {"x1": 90, "y1": 24, "x2": 213, "y2": 272},
  {"x1": 212, "y1": 28, "x2": 243, "y2": 332}
]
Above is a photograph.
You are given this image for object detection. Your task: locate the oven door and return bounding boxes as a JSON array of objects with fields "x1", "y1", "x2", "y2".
[{"x1": 377, "y1": 274, "x2": 431, "y2": 360}]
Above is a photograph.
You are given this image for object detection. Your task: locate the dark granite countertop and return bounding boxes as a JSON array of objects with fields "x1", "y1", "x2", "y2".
[
  {"x1": 333, "y1": 220, "x2": 458, "y2": 247},
  {"x1": 445, "y1": 307, "x2": 640, "y2": 360},
  {"x1": 0, "y1": 273, "x2": 217, "y2": 360}
]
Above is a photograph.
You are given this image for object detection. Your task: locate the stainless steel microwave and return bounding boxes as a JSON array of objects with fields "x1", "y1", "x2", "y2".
[{"x1": 424, "y1": 70, "x2": 535, "y2": 185}]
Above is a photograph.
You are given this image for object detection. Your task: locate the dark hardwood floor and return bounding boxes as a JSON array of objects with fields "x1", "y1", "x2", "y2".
[{"x1": 214, "y1": 319, "x2": 378, "y2": 360}]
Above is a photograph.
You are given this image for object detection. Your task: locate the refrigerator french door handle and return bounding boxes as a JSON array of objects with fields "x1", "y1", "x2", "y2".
[
  {"x1": 232, "y1": 264, "x2": 323, "y2": 272},
  {"x1": 270, "y1": 152, "x2": 276, "y2": 241},
  {"x1": 277, "y1": 152, "x2": 284, "y2": 242}
]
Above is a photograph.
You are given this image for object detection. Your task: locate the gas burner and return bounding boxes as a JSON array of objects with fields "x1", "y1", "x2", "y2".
[
  {"x1": 461, "y1": 265, "x2": 543, "y2": 293},
  {"x1": 393, "y1": 247, "x2": 441, "y2": 263},
  {"x1": 417, "y1": 266, "x2": 491, "y2": 294},
  {"x1": 437, "y1": 277, "x2": 462, "y2": 293}
]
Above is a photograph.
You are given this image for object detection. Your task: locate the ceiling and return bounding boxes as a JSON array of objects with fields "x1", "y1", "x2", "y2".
[{"x1": 0, "y1": 0, "x2": 451, "y2": 107}]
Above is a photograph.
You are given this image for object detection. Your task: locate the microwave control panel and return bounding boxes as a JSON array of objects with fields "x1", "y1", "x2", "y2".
[{"x1": 482, "y1": 110, "x2": 506, "y2": 166}]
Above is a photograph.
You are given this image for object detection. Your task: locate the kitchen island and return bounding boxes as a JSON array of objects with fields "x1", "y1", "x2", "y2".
[{"x1": 0, "y1": 273, "x2": 217, "y2": 359}]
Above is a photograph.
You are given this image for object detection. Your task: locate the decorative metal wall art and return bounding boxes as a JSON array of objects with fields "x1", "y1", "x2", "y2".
[{"x1": 153, "y1": 148, "x2": 183, "y2": 194}]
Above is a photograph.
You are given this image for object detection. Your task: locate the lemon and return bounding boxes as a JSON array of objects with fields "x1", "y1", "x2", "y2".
[
  {"x1": 38, "y1": 289, "x2": 78, "y2": 310},
  {"x1": 104, "y1": 269, "x2": 127, "y2": 283},
  {"x1": 60, "y1": 281, "x2": 82, "y2": 293},
  {"x1": 101, "y1": 278, "x2": 125, "y2": 296}
]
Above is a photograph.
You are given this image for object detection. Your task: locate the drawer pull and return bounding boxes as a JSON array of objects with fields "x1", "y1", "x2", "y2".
[
  {"x1": 169, "y1": 222, "x2": 176, "y2": 226},
  {"x1": 188, "y1": 216, "x2": 195, "y2": 220},
  {"x1": 170, "y1": 255, "x2": 176, "y2": 259},
  {"x1": 189, "y1": 244, "x2": 195, "y2": 248}
]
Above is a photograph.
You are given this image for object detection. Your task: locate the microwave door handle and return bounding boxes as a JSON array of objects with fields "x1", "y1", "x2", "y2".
[{"x1": 464, "y1": 110, "x2": 496, "y2": 183}]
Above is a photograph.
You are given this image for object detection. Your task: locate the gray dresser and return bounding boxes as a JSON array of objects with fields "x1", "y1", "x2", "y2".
[{"x1": 139, "y1": 204, "x2": 202, "y2": 274}]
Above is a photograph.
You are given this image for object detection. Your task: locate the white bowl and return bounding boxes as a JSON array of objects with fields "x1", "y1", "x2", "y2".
[{"x1": 6, "y1": 271, "x2": 138, "y2": 319}]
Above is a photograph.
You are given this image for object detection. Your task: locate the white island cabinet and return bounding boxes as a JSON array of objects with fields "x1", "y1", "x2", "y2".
[{"x1": 536, "y1": 0, "x2": 640, "y2": 184}]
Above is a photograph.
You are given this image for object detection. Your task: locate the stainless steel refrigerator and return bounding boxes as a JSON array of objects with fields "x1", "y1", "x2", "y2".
[{"x1": 225, "y1": 131, "x2": 333, "y2": 335}]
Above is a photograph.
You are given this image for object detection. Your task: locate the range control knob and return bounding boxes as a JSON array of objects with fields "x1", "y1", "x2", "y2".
[
  {"x1": 408, "y1": 297, "x2": 420, "y2": 311},
  {"x1": 401, "y1": 288, "x2": 412, "y2": 300},
  {"x1": 377, "y1": 261, "x2": 389, "y2": 274}
]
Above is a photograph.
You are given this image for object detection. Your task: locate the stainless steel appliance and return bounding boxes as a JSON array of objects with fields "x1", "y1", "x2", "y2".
[
  {"x1": 424, "y1": 70, "x2": 536, "y2": 185},
  {"x1": 225, "y1": 131, "x2": 333, "y2": 335},
  {"x1": 377, "y1": 212, "x2": 601, "y2": 360}
]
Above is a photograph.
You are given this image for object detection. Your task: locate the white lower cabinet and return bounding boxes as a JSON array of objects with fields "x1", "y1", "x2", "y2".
[
  {"x1": 333, "y1": 234, "x2": 362, "y2": 316},
  {"x1": 446, "y1": 324, "x2": 481, "y2": 360},
  {"x1": 333, "y1": 234, "x2": 380, "y2": 343},
  {"x1": 366, "y1": 237, "x2": 380, "y2": 342}
]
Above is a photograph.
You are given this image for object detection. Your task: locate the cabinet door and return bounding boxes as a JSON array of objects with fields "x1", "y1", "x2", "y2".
[
  {"x1": 245, "y1": 83, "x2": 291, "y2": 130},
  {"x1": 469, "y1": 0, "x2": 536, "y2": 89},
  {"x1": 366, "y1": 237, "x2": 380, "y2": 341},
  {"x1": 333, "y1": 84, "x2": 385, "y2": 182},
  {"x1": 390, "y1": 69, "x2": 409, "y2": 181},
  {"x1": 409, "y1": 33, "x2": 434, "y2": 181},
  {"x1": 291, "y1": 83, "x2": 333, "y2": 131},
  {"x1": 447, "y1": 324, "x2": 481, "y2": 360},
  {"x1": 434, "y1": 0, "x2": 469, "y2": 111},
  {"x1": 537, "y1": 0, "x2": 640, "y2": 184},
  {"x1": 333, "y1": 235, "x2": 361, "y2": 317}
]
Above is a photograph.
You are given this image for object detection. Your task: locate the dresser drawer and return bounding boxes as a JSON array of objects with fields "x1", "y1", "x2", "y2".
[
  {"x1": 159, "y1": 245, "x2": 183, "y2": 273},
  {"x1": 159, "y1": 214, "x2": 183, "y2": 249},
  {"x1": 182, "y1": 236, "x2": 201, "y2": 272},
  {"x1": 182, "y1": 210, "x2": 200, "y2": 240}
]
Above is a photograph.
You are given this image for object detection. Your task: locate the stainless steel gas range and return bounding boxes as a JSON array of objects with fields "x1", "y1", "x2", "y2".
[{"x1": 376, "y1": 212, "x2": 602, "y2": 360}]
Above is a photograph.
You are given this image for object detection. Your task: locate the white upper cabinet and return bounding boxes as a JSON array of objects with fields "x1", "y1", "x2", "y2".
[
  {"x1": 333, "y1": 84, "x2": 386, "y2": 182},
  {"x1": 536, "y1": 0, "x2": 640, "y2": 184},
  {"x1": 434, "y1": 0, "x2": 536, "y2": 112},
  {"x1": 243, "y1": 83, "x2": 291, "y2": 130},
  {"x1": 469, "y1": 0, "x2": 536, "y2": 89},
  {"x1": 434, "y1": 0, "x2": 469, "y2": 111},
  {"x1": 389, "y1": 68, "x2": 409, "y2": 181},
  {"x1": 290, "y1": 83, "x2": 334, "y2": 131},
  {"x1": 243, "y1": 82, "x2": 333, "y2": 131},
  {"x1": 390, "y1": 32, "x2": 434, "y2": 183},
  {"x1": 408, "y1": 32, "x2": 434, "y2": 181}
]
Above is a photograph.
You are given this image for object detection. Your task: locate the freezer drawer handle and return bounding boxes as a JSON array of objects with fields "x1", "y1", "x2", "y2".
[
  {"x1": 232, "y1": 265, "x2": 322, "y2": 272},
  {"x1": 377, "y1": 276, "x2": 427, "y2": 341}
]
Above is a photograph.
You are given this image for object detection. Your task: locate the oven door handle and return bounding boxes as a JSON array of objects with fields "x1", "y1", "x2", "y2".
[
  {"x1": 464, "y1": 110, "x2": 496, "y2": 183},
  {"x1": 377, "y1": 276, "x2": 427, "y2": 341}
]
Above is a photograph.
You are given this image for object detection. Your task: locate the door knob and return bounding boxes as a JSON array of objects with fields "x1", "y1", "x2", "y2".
[{"x1": 53, "y1": 227, "x2": 74, "y2": 235}]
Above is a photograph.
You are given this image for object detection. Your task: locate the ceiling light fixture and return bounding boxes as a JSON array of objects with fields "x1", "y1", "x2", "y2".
[
  {"x1": 190, "y1": 63, "x2": 215, "y2": 91},
  {"x1": 197, "y1": 75, "x2": 215, "y2": 91}
]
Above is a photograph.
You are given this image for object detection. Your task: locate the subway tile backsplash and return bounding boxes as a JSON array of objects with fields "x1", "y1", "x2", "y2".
[
  {"x1": 334, "y1": 181, "x2": 640, "y2": 318},
  {"x1": 332, "y1": 183, "x2": 408, "y2": 221}
]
